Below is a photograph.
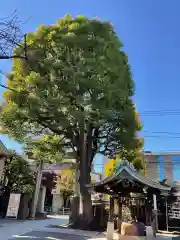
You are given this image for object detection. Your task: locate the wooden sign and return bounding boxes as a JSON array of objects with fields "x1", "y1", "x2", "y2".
[{"x1": 6, "y1": 193, "x2": 21, "y2": 219}]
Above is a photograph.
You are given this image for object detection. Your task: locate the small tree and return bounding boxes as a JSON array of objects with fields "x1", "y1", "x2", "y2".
[
  {"x1": 57, "y1": 169, "x2": 75, "y2": 208},
  {"x1": 57, "y1": 169, "x2": 75, "y2": 193},
  {"x1": 0, "y1": 153, "x2": 35, "y2": 218},
  {"x1": 4, "y1": 153, "x2": 35, "y2": 195}
]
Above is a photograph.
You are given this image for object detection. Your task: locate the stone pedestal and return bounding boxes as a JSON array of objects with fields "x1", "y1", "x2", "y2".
[
  {"x1": 146, "y1": 226, "x2": 153, "y2": 240},
  {"x1": 107, "y1": 222, "x2": 114, "y2": 239},
  {"x1": 52, "y1": 193, "x2": 64, "y2": 213},
  {"x1": 107, "y1": 196, "x2": 114, "y2": 239}
]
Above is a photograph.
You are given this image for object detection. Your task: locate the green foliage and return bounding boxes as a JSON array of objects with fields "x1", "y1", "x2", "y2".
[
  {"x1": 23, "y1": 136, "x2": 65, "y2": 163},
  {"x1": 109, "y1": 152, "x2": 145, "y2": 177},
  {"x1": 4, "y1": 154, "x2": 35, "y2": 195},
  {"x1": 0, "y1": 15, "x2": 143, "y2": 184}
]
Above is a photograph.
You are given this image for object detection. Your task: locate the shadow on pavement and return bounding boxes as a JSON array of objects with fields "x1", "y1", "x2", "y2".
[
  {"x1": 12, "y1": 231, "x2": 180, "y2": 240},
  {"x1": 156, "y1": 237, "x2": 180, "y2": 240},
  {"x1": 46, "y1": 224, "x2": 69, "y2": 228},
  {"x1": 45, "y1": 224, "x2": 106, "y2": 236},
  {"x1": 13, "y1": 231, "x2": 90, "y2": 240}
]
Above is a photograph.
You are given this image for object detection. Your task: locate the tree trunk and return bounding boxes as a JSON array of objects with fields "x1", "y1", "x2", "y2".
[
  {"x1": 70, "y1": 118, "x2": 93, "y2": 229},
  {"x1": 69, "y1": 195, "x2": 80, "y2": 224},
  {"x1": 70, "y1": 167, "x2": 92, "y2": 229},
  {"x1": 18, "y1": 194, "x2": 30, "y2": 220},
  {"x1": 79, "y1": 165, "x2": 92, "y2": 228},
  {"x1": 78, "y1": 121, "x2": 93, "y2": 228},
  {"x1": 69, "y1": 160, "x2": 80, "y2": 225}
]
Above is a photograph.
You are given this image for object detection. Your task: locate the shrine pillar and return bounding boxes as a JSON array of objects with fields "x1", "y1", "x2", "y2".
[
  {"x1": 117, "y1": 198, "x2": 122, "y2": 233},
  {"x1": 165, "y1": 195, "x2": 169, "y2": 232},
  {"x1": 153, "y1": 194, "x2": 158, "y2": 233},
  {"x1": 161, "y1": 191, "x2": 169, "y2": 232},
  {"x1": 107, "y1": 196, "x2": 114, "y2": 239}
]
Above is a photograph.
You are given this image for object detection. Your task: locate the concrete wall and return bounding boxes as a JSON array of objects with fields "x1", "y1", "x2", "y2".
[
  {"x1": 144, "y1": 152, "x2": 176, "y2": 182},
  {"x1": 164, "y1": 155, "x2": 173, "y2": 182},
  {"x1": 144, "y1": 155, "x2": 158, "y2": 180}
]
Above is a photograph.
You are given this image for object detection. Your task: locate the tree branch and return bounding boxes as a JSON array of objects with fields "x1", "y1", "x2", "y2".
[
  {"x1": 0, "y1": 55, "x2": 26, "y2": 59},
  {"x1": 86, "y1": 123, "x2": 93, "y2": 166},
  {"x1": 91, "y1": 127, "x2": 99, "y2": 164},
  {"x1": 0, "y1": 12, "x2": 28, "y2": 60}
]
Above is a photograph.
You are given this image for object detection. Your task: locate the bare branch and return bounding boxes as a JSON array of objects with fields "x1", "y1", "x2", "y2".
[
  {"x1": 0, "y1": 55, "x2": 26, "y2": 60},
  {"x1": 0, "y1": 11, "x2": 27, "y2": 59}
]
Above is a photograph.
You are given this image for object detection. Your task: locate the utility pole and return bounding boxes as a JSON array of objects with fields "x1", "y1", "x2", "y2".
[{"x1": 30, "y1": 159, "x2": 43, "y2": 219}]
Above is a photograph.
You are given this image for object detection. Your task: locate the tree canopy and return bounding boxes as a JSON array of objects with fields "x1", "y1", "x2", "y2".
[{"x1": 0, "y1": 14, "x2": 144, "y2": 221}]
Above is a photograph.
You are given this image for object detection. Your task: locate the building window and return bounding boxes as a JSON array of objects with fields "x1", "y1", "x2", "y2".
[{"x1": 156, "y1": 156, "x2": 164, "y2": 180}]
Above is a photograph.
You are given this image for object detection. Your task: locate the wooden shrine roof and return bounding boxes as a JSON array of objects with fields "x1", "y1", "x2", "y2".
[{"x1": 86, "y1": 163, "x2": 171, "y2": 195}]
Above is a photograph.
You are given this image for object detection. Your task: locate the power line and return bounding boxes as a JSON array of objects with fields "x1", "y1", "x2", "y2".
[
  {"x1": 140, "y1": 109, "x2": 180, "y2": 114},
  {"x1": 139, "y1": 109, "x2": 180, "y2": 117},
  {"x1": 143, "y1": 131, "x2": 180, "y2": 135},
  {"x1": 142, "y1": 135, "x2": 180, "y2": 139}
]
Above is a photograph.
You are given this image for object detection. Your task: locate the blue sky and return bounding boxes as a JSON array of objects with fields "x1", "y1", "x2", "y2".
[{"x1": 1, "y1": 0, "x2": 180, "y2": 169}]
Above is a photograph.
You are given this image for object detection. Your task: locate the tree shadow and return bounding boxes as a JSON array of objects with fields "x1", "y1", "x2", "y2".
[{"x1": 16, "y1": 230, "x2": 103, "y2": 240}]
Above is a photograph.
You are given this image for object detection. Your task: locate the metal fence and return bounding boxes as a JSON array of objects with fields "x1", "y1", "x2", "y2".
[
  {"x1": 58, "y1": 207, "x2": 70, "y2": 215},
  {"x1": 44, "y1": 206, "x2": 70, "y2": 215},
  {"x1": 44, "y1": 206, "x2": 53, "y2": 213},
  {"x1": 167, "y1": 204, "x2": 180, "y2": 230}
]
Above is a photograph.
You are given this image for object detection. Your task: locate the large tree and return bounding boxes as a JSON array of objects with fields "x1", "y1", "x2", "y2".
[{"x1": 0, "y1": 15, "x2": 143, "y2": 225}]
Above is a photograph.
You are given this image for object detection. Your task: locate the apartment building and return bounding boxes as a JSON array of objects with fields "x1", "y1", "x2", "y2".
[{"x1": 144, "y1": 151, "x2": 180, "y2": 182}]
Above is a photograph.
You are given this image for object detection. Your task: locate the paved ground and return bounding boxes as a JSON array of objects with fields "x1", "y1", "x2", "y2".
[
  {"x1": 0, "y1": 215, "x2": 178, "y2": 240},
  {"x1": 11, "y1": 230, "x2": 180, "y2": 240},
  {"x1": 0, "y1": 215, "x2": 69, "y2": 240},
  {"x1": 11, "y1": 233, "x2": 180, "y2": 240},
  {"x1": 12, "y1": 231, "x2": 90, "y2": 240},
  {"x1": 0, "y1": 215, "x2": 105, "y2": 240}
]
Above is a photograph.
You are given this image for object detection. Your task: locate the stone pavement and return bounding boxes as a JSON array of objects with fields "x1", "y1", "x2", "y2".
[
  {"x1": 11, "y1": 226, "x2": 106, "y2": 240},
  {"x1": 0, "y1": 215, "x2": 69, "y2": 240},
  {"x1": 10, "y1": 229, "x2": 180, "y2": 240},
  {"x1": 10, "y1": 231, "x2": 180, "y2": 240},
  {"x1": 12, "y1": 231, "x2": 91, "y2": 240},
  {"x1": 0, "y1": 215, "x2": 178, "y2": 240}
]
